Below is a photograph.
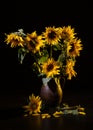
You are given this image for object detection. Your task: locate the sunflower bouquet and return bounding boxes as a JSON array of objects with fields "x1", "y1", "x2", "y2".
[
  {"x1": 4, "y1": 26, "x2": 83, "y2": 81},
  {"x1": 4, "y1": 25, "x2": 83, "y2": 116}
]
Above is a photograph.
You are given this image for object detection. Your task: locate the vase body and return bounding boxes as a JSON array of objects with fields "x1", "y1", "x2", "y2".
[{"x1": 40, "y1": 77, "x2": 64, "y2": 107}]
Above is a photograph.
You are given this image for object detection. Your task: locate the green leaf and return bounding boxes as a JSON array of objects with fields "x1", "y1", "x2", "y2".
[
  {"x1": 58, "y1": 53, "x2": 66, "y2": 63},
  {"x1": 38, "y1": 49, "x2": 49, "y2": 64},
  {"x1": 53, "y1": 44, "x2": 61, "y2": 51},
  {"x1": 18, "y1": 48, "x2": 28, "y2": 64},
  {"x1": 38, "y1": 55, "x2": 48, "y2": 64}
]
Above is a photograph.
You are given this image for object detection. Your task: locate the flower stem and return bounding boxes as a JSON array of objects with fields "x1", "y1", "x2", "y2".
[{"x1": 50, "y1": 45, "x2": 52, "y2": 58}]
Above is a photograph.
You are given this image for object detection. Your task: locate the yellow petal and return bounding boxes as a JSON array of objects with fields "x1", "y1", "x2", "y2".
[
  {"x1": 41, "y1": 113, "x2": 51, "y2": 119},
  {"x1": 78, "y1": 112, "x2": 86, "y2": 115},
  {"x1": 32, "y1": 113, "x2": 40, "y2": 116}
]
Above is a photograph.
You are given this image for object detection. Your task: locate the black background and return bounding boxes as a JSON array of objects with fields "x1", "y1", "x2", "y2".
[
  {"x1": 0, "y1": 1, "x2": 93, "y2": 130},
  {"x1": 0, "y1": 1, "x2": 93, "y2": 94}
]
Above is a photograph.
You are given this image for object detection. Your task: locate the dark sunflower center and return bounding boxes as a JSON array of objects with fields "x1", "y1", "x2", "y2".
[
  {"x1": 47, "y1": 63, "x2": 54, "y2": 72},
  {"x1": 69, "y1": 44, "x2": 75, "y2": 52},
  {"x1": 31, "y1": 103, "x2": 37, "y2": 109},
  {"x1": 13, "y1": 38, "x2": 19, "y2": 42},
  {"x1": 63, "y1": 31, "x2": 67, "y2": 35},
  {"x1": 62, "y1": 31, "x2": 68, "y2": 39},
  {"x1": 29, "y1": 41, "x2": 36, "y2": 48},
  {"x1": 32, "y1": 37, "x2": 37, "y2": 42},
  {"x1": 48, "y1": 31, "x2": 56, "y2": 39}
]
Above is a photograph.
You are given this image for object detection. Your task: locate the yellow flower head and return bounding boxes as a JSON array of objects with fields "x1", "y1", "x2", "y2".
[
  {"x1": 61, "y1": 25, "x2": 76, "y2": 41},
  {"x1": 5, "y1": 33, "x2": 24, "y2": 47},
  {"x1": 41, "y1": 58, "x2": 60, "y2": 78},
  {"x1": 23, "y1": 94, "x2": 42, "y2": 114},
  {"x1": 42, "y1": 26, "x2": 61, "y2": 45},
  {"x1": 66, "y1": 59, "x2": 77, "y2": 80},
  {"x1": 25, "y1": 31, "x2": 44, "y2": 53},
  {"x1": 67, "y1": 38, "x2": 83, "y2": 57},
  {"x1": 4, "y1": 26, "x2": 83, "y2": 81}
]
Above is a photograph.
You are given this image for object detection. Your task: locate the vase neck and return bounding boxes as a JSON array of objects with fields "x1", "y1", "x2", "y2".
[{"x1": 42, "y1": 77, "x2": 51, "y2": 86}]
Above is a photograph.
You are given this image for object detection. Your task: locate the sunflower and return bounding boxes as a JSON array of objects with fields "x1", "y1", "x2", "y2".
[
  {"x1": 23, "y1": 94, "x2": 42, "y2": 114},
  {"x1": 61, "y1": 25, "x2": 76, "y2": 41},
  {"x1": 41, "y1": 58, "x2": 60, "y2": 78},
  {"x1": 25, "y1": 31, "x2": 44, "y2": 53},
  {"x1": 42, "y1": 26, "x2": 61, "y2": 45},
  {"x1": 66, "y1": 59, "x2": 77, "y2": 80},
  {"x1": 5, "y1": 33, "x2": 24, "y2": 47},
  {"x1": 67, "y1": 38, "x2": 83, "y2": 57}
]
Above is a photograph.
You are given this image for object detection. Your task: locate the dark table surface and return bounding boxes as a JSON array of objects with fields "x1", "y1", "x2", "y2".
[{"x1": 0, "y1": 89, "x2": 93, "y2": 130}]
